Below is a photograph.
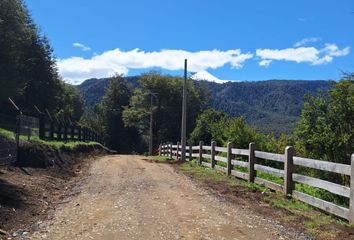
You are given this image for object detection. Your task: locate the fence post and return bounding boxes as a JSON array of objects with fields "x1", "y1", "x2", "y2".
[
  {"x1": 71, "y1": 126, "x2": 75, "y2": 140},
  {"x1": 248, "y1": 142, "x2": 256, "y2": 183},
  {"x1": 50, "y1": 121, "x2": 54, "y2": 140},
  {"x1": 199, "y1": 141, "x2": 204, "y2": 165},
  {"x1": 63, "y1": 124, "x2": 68, "y2": 142},
  {"x1": 176, "y1": 142, "x2": 180, "y2": 160},
  {"x1": 284, "y1": 146, "x2": 295, "y2": 196},
  {"x1": 78, "y1": 126, "x2": 81, "y2": 141},
  {"x1": 189, "y1": 142, "x2": 192, "y2": 161},
  {"x1": 83, "y1": 127, "x2": 87, "y2": 141},
  {"x1": 227, "y1": 142, "x2": 233, "y2": 176},
  {"x1": 159, "y1": 143, "x2": 162, "y2": 156},
  {"x1": 211, "y1": 141, "x2": 216, "y2": 169},
  {"x1": 38, "y1": 115, "x2": 45, "y2": 140},
  {"x1": 169, "y1": 142, "x2": 173, "y2": 159},
  {"x1": 349, "y1": 154, "x2": 354, "y2": 224},
  {"x1": 57, "y1": 123, "x2": 62, "y2": 141}
]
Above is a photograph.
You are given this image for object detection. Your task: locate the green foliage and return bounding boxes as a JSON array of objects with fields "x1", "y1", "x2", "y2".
[
  {"x1": 96, "y1": 75, "x2": 141, "y2": 152},
  {"x1": 152, "y1": 156, "x2": 173, "y2": 162},
  {"x1": 79, "y1": 77, "x2": 334, "y2": 136},
  {"x1": 0, "y1": 0, "x2": 34, "y2": 105},
  {"x1": 189, "y1": 109, "x2": 228, "y2": 145},
  {"x1": 56, "y1": 84, "x2": 84, "y2": 122},
  {"x1": 0, "y1": 128, "x2": 15, "y2": 140},
  {"x1": 123, "y1": 72, "x2": 210, "y2": 147},
  {"x1": 295, "y1": 77, "x2": 354, "y2": 184},
  {"x1": 0, "y1": 0, "x2": 84, "y2": 124},
  {"x1": 190, "y1": 109, "x2": 293, "y2": 152}
]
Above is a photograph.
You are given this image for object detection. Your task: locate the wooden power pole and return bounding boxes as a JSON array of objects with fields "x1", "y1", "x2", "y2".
[{"x1": 181, "y1": 59, "x2": 187, "y2": 161}]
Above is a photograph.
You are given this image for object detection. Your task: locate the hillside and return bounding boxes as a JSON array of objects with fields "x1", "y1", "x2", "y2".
[
  {"x1": 77, "y1": 77, "x2": 334, "y2": 134},
  {"x1": 77, "y1": 76, "x2": 140, "y2": 110}
]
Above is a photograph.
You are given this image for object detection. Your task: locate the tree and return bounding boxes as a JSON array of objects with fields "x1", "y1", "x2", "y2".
[
  {"x1": 295, "y1": 76, "x2": 354, "y2": 184},
  {"x1": 123, "y1": 72, "x2": 210, "y2": 149},
  {"x1": 0, "y1": 0, "x2": 63, "y2": 115},
  {"x1": 189, "y1": 109, "x2": 228, "y2": 145},
  {"x1": 96, "y1": 75, "x2": 140, "y2": 152},
  {"x1": 56, "y1": 84, "x2": 84, "y2": 122},
  {"x1": 0, "y1": 0, "x2": 34, "y2": 109}
]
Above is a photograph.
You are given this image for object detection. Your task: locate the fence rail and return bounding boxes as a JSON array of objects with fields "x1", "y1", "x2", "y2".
[{"x1": 159, "y1": 141, "x2": 354, "y2": 223}]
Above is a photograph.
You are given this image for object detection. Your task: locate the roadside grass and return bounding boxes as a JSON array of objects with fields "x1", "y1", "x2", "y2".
[
  {"x1": 179, "y1": 159, "x2": 353, "y2": 240},
  {"x1": 152, "y1": 156, "x2": 172, "y2": 162},
  {"x1": 0, "y1": 128, "x2": 15, "y2": 140}
]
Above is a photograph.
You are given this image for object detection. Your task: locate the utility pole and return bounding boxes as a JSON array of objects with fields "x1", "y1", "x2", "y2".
[
  {"x1": 148, "y1": 91, "x2": 157, "y2": 155},
  {"x1": 181, "y1": 59, "x2": 187, "y2": 161},
  {"x1": 149, "y1": 92, "x2": 153, "y2": 155}
]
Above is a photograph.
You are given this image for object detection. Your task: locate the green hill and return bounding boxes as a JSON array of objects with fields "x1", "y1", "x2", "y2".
[{"x1": 77, "y1": 78, "x2": 334, "y2": 135}]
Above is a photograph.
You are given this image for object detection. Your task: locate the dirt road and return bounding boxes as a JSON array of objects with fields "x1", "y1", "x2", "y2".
[{"x1": 30, "y1": 155, "x2": 305, "y2": 240}]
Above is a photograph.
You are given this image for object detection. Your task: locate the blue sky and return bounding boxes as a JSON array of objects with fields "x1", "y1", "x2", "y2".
[{"x1": 25, "y1": 0, "x2": 354, "y2": 84}]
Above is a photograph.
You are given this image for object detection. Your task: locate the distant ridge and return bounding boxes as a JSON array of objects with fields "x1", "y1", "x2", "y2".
[{"x1": 77, "y1": 77, "x2": 334, "y2": 134}]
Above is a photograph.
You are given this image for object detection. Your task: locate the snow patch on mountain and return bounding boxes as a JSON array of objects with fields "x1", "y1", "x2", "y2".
[{"x1": 190, "y1": 70, "x2": 234, "y2": 84}]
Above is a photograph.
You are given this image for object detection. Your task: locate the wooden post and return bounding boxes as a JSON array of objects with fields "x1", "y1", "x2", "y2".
[
  {"x1": 78, "y1": 126, "x2": 82, "y2": 141},
  {"x1": 63, "y1": 125, "x2": 68, "y2": 142},
  {"x1": 189, "y1": 142, "x2": 192, "y2": 161},
  {"x1": 349, "y1": 154, "x2": 354, "y2": 224},
  {"x1": 50, "y1": 121, "x2": 54, "y2": 140},
  {"x1": 169, "y1": 143, "x2": 173, "y2": 159},
  {"x1": 71, "y1": 126, "x2": 75, "y2": 140},
  {"x1": 284, "y1": 146, "x2": 295, "y2": 196},
  {"x1": 227, "y1": 142, "x2": 233, "y2": 175},
  {"x1": 176, "y1": 142, "x2": 180, "y2": 160},
  {"x1": 38, "y1": 115, "x2": 45, "y2": 140},
  {"x1": 159, "y1": 143, "x2": 162, "y2": 156},
  {"x1": 199, "y1": 141, "x2": 203, "y2": 165},
  {"x1": 180, "y1": 59, "x2": 187, "y2": 161},
  {"x1": 248, "y1": 142, "x2": 256, "y2": 183},
  {"x1": 57, "y1": 123, "x2": 62, "y2": 141},
  {"x1": 211, "y1": 141, "x2": 216, "y2": 169}
]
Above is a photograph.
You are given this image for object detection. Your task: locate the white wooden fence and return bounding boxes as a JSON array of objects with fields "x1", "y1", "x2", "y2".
[{"x1": 159, "y1": 141, "x2": 354, "y2": 223}]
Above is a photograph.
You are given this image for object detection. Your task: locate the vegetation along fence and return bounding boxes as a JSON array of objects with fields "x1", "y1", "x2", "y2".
[{"x1": 159, "y1": 141, "x2": 354, "y2": 223}]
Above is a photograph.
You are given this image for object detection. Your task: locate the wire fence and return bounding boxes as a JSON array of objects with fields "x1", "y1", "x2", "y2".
[
  {"x1": 0, "y1": 113, "x2": 18, "y2": 165},
  {"x1": 19, "y1": 114, "x2": 39, "y2": 140},
  {"x1": 0, "y1": 111, "x2": 102, "y2": 166}
]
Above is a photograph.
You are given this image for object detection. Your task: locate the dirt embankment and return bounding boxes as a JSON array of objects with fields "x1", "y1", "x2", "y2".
[{"x1": 0, "y1": 140, "x2": 108, "y2": 238}]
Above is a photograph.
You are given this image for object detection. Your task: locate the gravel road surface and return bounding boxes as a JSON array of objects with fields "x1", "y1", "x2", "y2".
[{"x1": 30, "y1": 155, "x2": 306, "y2": 240}]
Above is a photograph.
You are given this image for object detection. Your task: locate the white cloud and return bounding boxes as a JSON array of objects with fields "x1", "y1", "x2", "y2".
[
  {"x1": 259, "y1": 59, "x2": 272, "y2": 67},
  {"x1": 294, "y1": 37, "x2": 321, "y2": 47},
  {"x1": 57, "y1": 48, "x2": 253, "y2": 84},
  {"x1": 256, "y1": 43, "x2": 350, "y2": 67},
  {"x1": 73, "y1": 42, "x2": 91, "y2": 51}
]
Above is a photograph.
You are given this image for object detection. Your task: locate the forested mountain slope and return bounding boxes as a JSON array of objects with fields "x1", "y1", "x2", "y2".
[{"x1": 77, "y1": 78, "x2": 334, "y2": 134}]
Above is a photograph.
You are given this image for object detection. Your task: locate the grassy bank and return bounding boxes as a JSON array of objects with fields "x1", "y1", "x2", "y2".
[
  {"x1": 0, "y1": 127, "x2": 104, "y2": 150},
  {"x1": 158, "y1": 157, "x2": 354, "y2": 240}
]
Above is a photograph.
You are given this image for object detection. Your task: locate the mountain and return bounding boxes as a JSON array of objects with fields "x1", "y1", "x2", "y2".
[
  {"x1": 191, "y1": 70, "x2": 230, "y2": 84},
  {"x1": 76, "y1": 76, "x2": 140, "y2": 110},
  {"x1": 77, "y1": 77, "x2": 335, "y2": 134},
  {"x1": 201, "y1": 79, "x2": 334, "y2": 134}
]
